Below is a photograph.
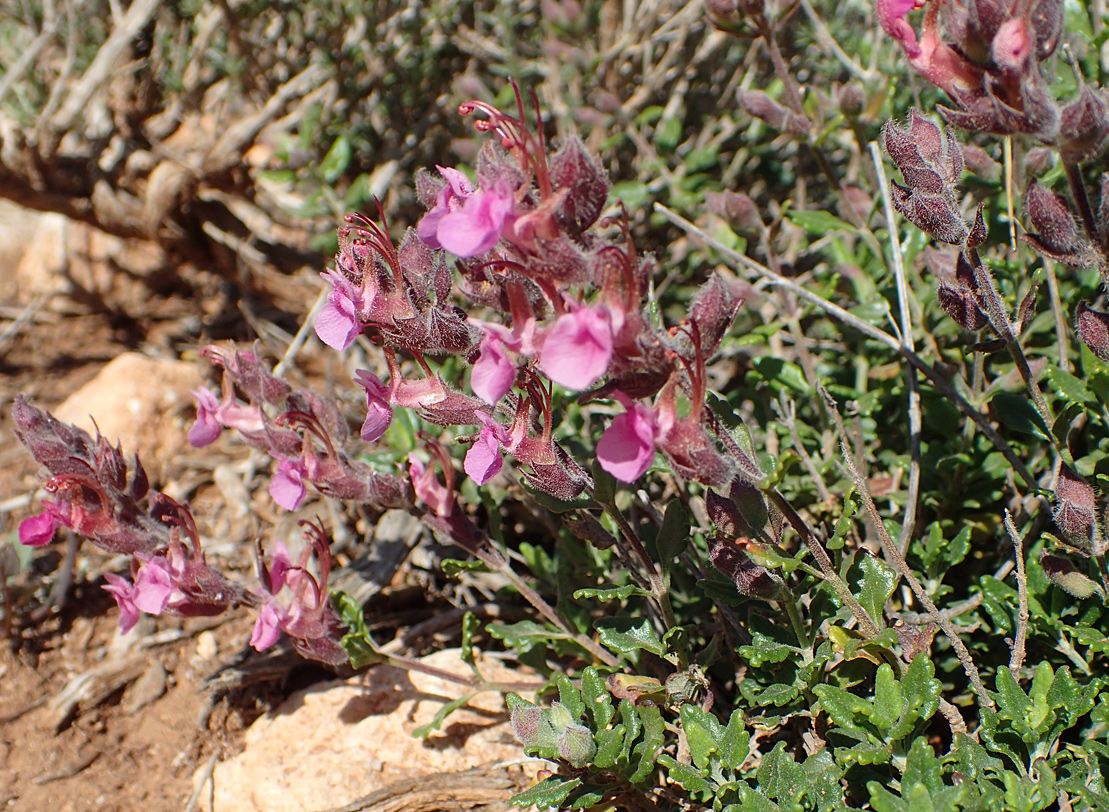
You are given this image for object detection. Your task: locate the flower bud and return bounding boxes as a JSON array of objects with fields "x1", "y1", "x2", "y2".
[
  {"x1": 961, "y1": 145, "x2": 1001, "y2": 182},
  {"x1": 1059, "y1": 85, "x2": 1109, "y2": 163},
  {"x1": 1053, "y1": 465, "x2": 1097, "y2": 545},
  {"x1": 737, "y1": 89, "x2": 809, "y2": 136},
  {"x1": 992, "y1": 17, "x2": 1032, "y2": 74},
  {"x1": 836, "y1": 83, "x2": 865, "y2": 117},
  {"x1": 937, "y1": 283, "x2": 989, "y2": 331},
  {"x1": 1023, "y1": 147, "x2": 1053, "y2": 177},
  {"x1": 1077, "y1": 302, "x2": 1109, "y2": 363},
  {"x1": 556, "y1": 724, "x2": 597, "y2": 768},
  {"x1": 706, "y1": 190, "x2": 763, "y2": 233},
  {"x1": 1041, "y1": 552, "x2": 1102, "y2": 599}
]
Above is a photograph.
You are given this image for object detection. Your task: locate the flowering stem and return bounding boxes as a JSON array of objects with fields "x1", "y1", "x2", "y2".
[
  {"x1": 778, "y1": 590, "x2": 812, "y2": 658},
  {"x1": 602, "y1": 503, "x2": 677, "y2": 631},
  {"x1": 766, "y1": 487, "x2": 881, "y2": 637},
  {"x1": 1064, "y1": 160, "x2": 1106, "y2": 258},
  {"x1": 476, "y1": 544, "x2": 620, "y2": 667}
]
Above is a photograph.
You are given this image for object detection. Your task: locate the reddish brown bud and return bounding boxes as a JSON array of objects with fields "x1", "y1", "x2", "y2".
[
  {"x1": 1021, "y1": 179, "x2": 1091, "y2": 265},
  {"x1": 707, "y1": 535, "x2": 783, "y2": 600},
  {"x1": 1041, "y1": 552, "x2": 1102, "y2": 599},
  {"x1": 1059, "y1": 85, "x2": 1109, "y2": 163},
  {"x1": 961, "y1": 145, "x2": 1001, "y2": 181},
  {"x1": 1053, "y1": 465, "x2": 1097, "y2": 545},
  {"x1": 1077, "y1": 301, "x2": 1109, "y2": 363},
  {"x1": 837, "y1": 83, "x2": 865, "y2": 117},
  {"x1": 706, "y1": 190, "x2": 763, "y2": 233},
  {"x1": 1024, "y1": 147, "x2": 1053, "y2": 177},
  {"x1": 737, "y1": 90, "x2": 809, "y2": 136},
  {"x1": 938, "y1": 284, "x2": 989, "y2": 331}
]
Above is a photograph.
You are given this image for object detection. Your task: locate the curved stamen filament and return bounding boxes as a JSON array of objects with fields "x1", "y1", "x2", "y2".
[
  {"x1": 277, "y1": 411, "x2": 335, "y2": 457},
  {"x1": 346, "y1": 207, "x2": 404, "y2": 290},
  {"x1": 46, "y1": 473, "x2": 110, "y2": 516}
]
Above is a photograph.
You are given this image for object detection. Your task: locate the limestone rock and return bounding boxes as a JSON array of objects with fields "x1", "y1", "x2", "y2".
[
  {"x1": 53, "y1": 352, "x2": 200, "y2": 469},
  {"x1": 210, "y1": 650, "x2": 534, "y2": 812}
]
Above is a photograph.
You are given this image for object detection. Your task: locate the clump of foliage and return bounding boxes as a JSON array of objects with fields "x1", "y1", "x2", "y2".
[{"x1": 11, "y1": 0, "x2": 1109, "y2": 809}]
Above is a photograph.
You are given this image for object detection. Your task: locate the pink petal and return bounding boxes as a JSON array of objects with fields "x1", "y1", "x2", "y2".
[
  {"x1": 314, "y1": 289, "x2": 360, "y2": 351},
  {"x1": 355, "y1": 370, "x2": 393, "y2": 442},
  {"x1": 541, "y1": 307, "x2": 613, "y2": 390},
  {"x1": 464, "y1": 427, "x2": 505, "y2": 485},
  {"x1": 471, "y1": 334, "x2": 515, "y2": 403},
  {"x1": 18, "y1": 512, "x2": 58, "y2": 546},
  {"x1": 103, "y1": 573, "x2": 140, "y2": 633},
  {"x1": 597, "y1": 403, "x2": 657, "y2": 482},
  {"x1": 132, "y1": 561, "x2": 174, "y2": 615},
  {"x1": 270, "y1": 460, "x2": 307, "y2": 511},
  {"x1": 250, "y1": 599, "x2": 284, "y2": 651},
  {"x1": 188, "y1": 388, "x2": 223, "y2": 447},
  {"x1": 437, "y1": 185, "x2": 515, "y2": 258}
]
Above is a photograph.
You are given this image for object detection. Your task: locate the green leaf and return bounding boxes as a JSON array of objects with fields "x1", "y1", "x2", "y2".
[
  {"x1": 574, "y1": 584, "x2": 649, "y2": 602},
  {"x1": 888, "y1": 654, "x2": 941, "y2": 739},
  {"x1": 591, "y1": 458, "x2": 616, "y2": 504},
  {"x1": 460, "y1": 611, "x2": 479, "y2": 670},
  {"x1": 319, "y1": 135, "x2": 351, "y2": 184},
  {"x1": 441, "y1": 558, "x2": 492, "y2": 578},
  {"x1": 1045, "y1": 365, "x2": 1095, "y2": 406},
  {"x1": 618, "y1": 698, "x2": 643, "y2": 767},
  {"x1": 657, "y1": 754, "x2": 714, "y2": 794},
  {"x1": 719, "y1": 710, "x2": 750, "y2": 772},
  {"x1": 558, "y1": 675, "x2": 586, "y2": 722},
  {"x1": 628, "y1": 702, "x2": 666, "y2": 783},
  {"x1": 903, "y1": 735, "x2": 944, "y2": 795},
  {"x1": 593, "y1": 724, "x2": 626, "y2": 769},
  {"x1": 785, "y1": 208, "x2": 858, "y2": 236},
  {"x1": 581, "y1": 667, "x2": 615, "y2": 730},
  {"x1": 656, "y1": 498, "x2": 690, "y2": 572},
  {"x1": 994, "y1": 666, "x2": 1033, "y2": 737},
  {"x1": 751, "y1": 357, "x2": 810, "y2": 393},
  {"x1": 596, "y1": 617, "x2": 666, "y2": 656},
  {"x1": 680, "y1": 704, "x2": 723, "y2": 771},
  {"x1": 412, "y1": 694, "x2": 474, "y2": 738},
  {"x1": 856, "y1": 555, "x2": 898, "y2": 631},
  {"x1": 332, "y1": 590, "x2": 383, "y2": 669},
  {"x1": 989, "y1": 392, "x2": 1051, "y2": 440},
  {"x1": 813, "y1": 683, "x2": 872, "y2": 733},
  {"x1": 510, "y1": 776, "x2": 582, "y2": 808},
  {"x1": 872, "y1": 664, "x2": 903, "y2": 735},
  {"x1": 757, "y1": 741, "x2": 808, "y2": 804},
  {"x1": 828, "y1": 487, "x2": 859, "y2": 551},
  {"x1": 656, "y1": 116, "x2": 683, "y2": 150}
]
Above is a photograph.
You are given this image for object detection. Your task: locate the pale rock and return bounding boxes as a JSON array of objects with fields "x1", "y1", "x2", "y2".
[
  {"x1": 53, "y1": 352, "x2": 201, "y2": 469},
  {"x1": 210, "y1": 650, "x2": 534, "y2": 812}
]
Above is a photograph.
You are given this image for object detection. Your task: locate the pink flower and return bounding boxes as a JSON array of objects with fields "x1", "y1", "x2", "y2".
[
  {"x1": 188, "y1": 386, "x2": 264, "y2": 447},
  {"x1": 418, "y1": 166, "x2": 476, "y2": 249},
  {"x1": 188, "y1": 387, "x2": 223, "y2": 447},
  {"x1": 102, "y1": 573, "x2": 140, "y2": 633},
  {"x1": 265, "y1": 540, "x2": 297, "y2": 593},
  {"x1": 18, "y1": 511, "x2": 58, "y2": 546},
  {"x1": 132, "y1": 559, "x2": 175, "y2": 615},
  {"x1": 270, "y1": 459, "x2": 308, "y2": 511},
  {"x1": 877, "y1": 0, "x2": 924, "y2": 58},
  {"x1": 992, "y1": 18, "x2": 1031, "y2": 73},
  {"x1": 250, "y1": 595, "x2": 285, "y2": 651},
  {"x1": 465, "y1": 414, "x2": 509, "y2": 485},
  {"x1": 540, "y1": 305, "x2": 614, "y2": 390},
  {"x1": 471, "y1": 323, "x2": 519, "y2": 403},
  {"x1": 315, "y1": 269, "x2": 365, "y2": 351},
  {"x1": 408, "y1": 453, "x2": 454, "y2": 517},
  {"x1": 354, "y1": 370, "x2": 393, "y2": 441},
  {"x1": 435, "y1": 182, "x2": 516, "y2": 258},
  {"x1": 597, "y1": 396, "x2": 660, "y2": 482}
]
